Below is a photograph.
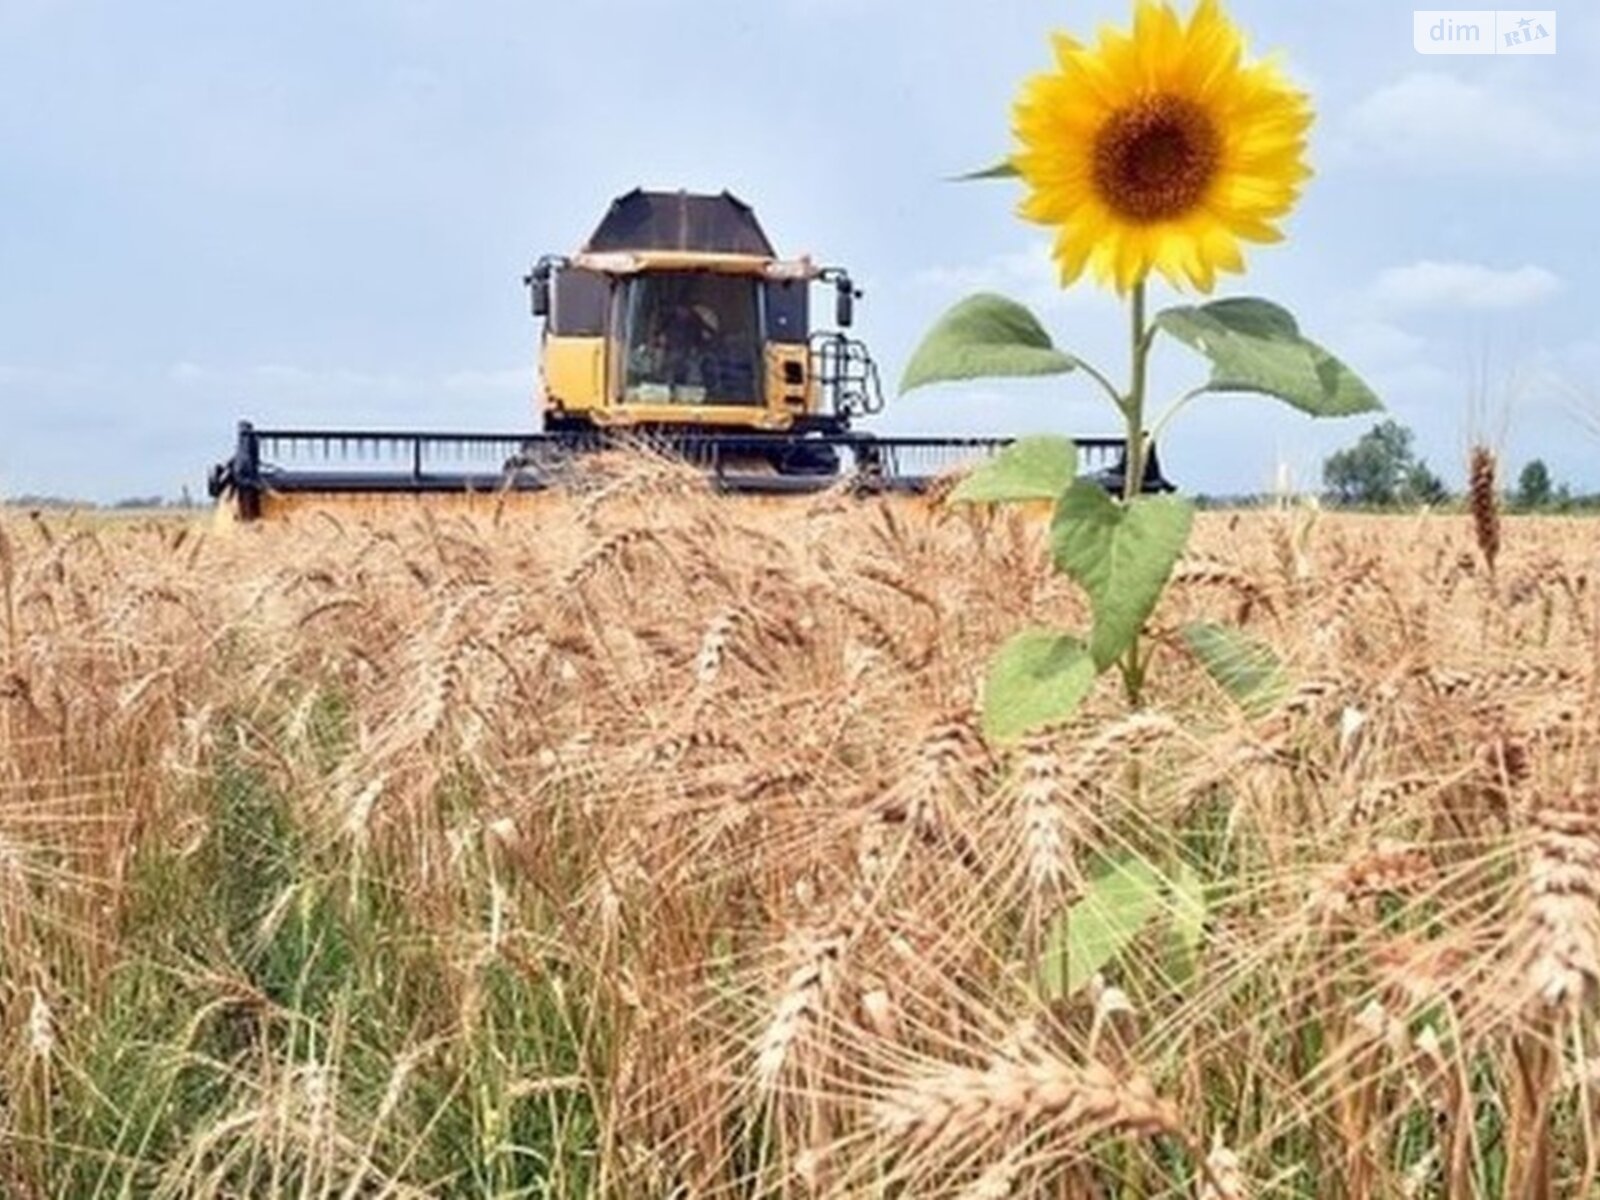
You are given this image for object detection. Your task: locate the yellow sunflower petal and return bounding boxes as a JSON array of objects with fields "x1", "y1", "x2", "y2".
[
  {"x1": 1133, "y1": 0, "x2": 1185, "y2": 88},
  {"x1": 1051, "y1": 31, "x2": 1084, "y2": 69},
  {"x1": 1185, "y1": 23, "x2": 1244, "y2": 100},
  {"x1": 1053, "y1": 227, "x2": 1096, "y2": 287}
]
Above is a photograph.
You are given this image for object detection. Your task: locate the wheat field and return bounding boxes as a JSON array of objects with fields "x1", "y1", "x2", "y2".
[{"x1": 1, "y1": 459, "x2": 1597, "y2": 1198}]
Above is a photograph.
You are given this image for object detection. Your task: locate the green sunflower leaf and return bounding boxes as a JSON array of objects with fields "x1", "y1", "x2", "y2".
[
  {"x1": 1040, "y1": 855, "x2": 1164, "y2": 1000},
  {"x1": 953, "y1": 160, "x2": 1021, "y2": 181},
  {"x1": 900, "y1": 293, "x2": 1078, "y2": 395},
  {"x1": 1050, "y1": 482, "x2": 1195, "y2": 670},
  {"x1": 1181, "y1": 622, "x2": 1288, "y2": 717},
  {"x1": 982, "y1": 629, "x2": 1097, "y2": 743},
  {"x1": 1154, "y1": 297, "x2": 1383, "y2": 418},
  {"x1": 949, "y1": 436, "x2": 1078, "y2": 505}
]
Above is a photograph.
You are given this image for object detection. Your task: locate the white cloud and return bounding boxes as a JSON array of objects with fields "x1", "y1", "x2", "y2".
[
  {"x1": 1339, "y1": 71, "x2": 1597, "y2": 173},
  {"x1": 1370, "y1": 260, "x2": 1563, "y2": 312},
  {"x1": 1367, "y1": 360, "x2": 1460, "y2": 402},
  {"x1": 161, "y1": 361, "x2": 540, "y2": 435},
  {"x1": 168, "y1": 361, "x2": 531, "y2": 398},
  {"x1": 910, "y1": 241, "x2": 1101, "y2": 315},
  {"x1": 1335, "y1": 320, "x2": 1428, "y2": 369}
]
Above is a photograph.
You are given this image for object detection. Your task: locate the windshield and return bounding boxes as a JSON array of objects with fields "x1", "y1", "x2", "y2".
[{"x1": 619, "y1": 273, "x2": 763, "y2": 406}]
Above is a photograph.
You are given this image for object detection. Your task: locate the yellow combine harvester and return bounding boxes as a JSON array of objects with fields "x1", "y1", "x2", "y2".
[{"x1": 208, "y1": 190, "x2": 1166, "y2": 520}]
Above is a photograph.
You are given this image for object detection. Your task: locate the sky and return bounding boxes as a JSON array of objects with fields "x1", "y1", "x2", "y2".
[{"x1": 2, "y1": 0, "x2": 1597, "y2": 501}]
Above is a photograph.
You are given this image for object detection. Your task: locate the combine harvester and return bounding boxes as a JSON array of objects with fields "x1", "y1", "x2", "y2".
[{"x1": 208, "y1": 190, "x2": 1169, "y2": 521}]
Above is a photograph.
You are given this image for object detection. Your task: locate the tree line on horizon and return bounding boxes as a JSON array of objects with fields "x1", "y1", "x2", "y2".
[{"x1": 1318, "y1": 419, "x2": 1587, "y2": 513}]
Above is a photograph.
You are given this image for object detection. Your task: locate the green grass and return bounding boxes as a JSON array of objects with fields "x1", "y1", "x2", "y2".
[{"x1": 29, "y1": 751, "x2": 600, "y2": 1198}]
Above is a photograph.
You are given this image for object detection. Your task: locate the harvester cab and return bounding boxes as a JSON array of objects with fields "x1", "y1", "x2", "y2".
[
  {"x1": 521, "y1": 190, "x2": 883, "y2": 471},
  {"x1": 207, "y1": 189, "x2": 1169, "y2": 521}
]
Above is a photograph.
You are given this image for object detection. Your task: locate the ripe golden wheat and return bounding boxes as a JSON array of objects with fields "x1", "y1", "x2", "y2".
[{"x1": 2, "y1": 471, "x2": 1599, "y2": 1197}]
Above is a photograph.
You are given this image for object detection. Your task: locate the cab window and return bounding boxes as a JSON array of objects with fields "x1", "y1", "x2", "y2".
[{"x1": 620, "y1": 273, "x2": 762, "y2": 406}]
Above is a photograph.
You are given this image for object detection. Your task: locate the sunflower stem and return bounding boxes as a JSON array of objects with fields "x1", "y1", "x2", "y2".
[
  {"x1": 1122, "y1": 279, "x2": 1149, "y2": 505},
  {"x1": 1118, "y1": 278, "x2": 1153, "y2": 707}
]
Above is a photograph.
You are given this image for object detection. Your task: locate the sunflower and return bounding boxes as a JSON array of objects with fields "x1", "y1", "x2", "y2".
[{"x1": 1012, "y1": 0, "x2": 1312, "y2": 294}]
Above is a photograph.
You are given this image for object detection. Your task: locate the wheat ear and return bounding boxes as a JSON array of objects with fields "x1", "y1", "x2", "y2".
[{"x1": 1469, "y1": 445, "x2": 1500, "y2": 576}]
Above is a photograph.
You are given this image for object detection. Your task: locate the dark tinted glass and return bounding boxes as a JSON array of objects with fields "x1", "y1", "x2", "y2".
[
  {"x1": 764, "y1": 280, "x2": 809, "y2": 344},
  {"x1": 552, "y1": 270, "x2": 609, "y2": 336}
]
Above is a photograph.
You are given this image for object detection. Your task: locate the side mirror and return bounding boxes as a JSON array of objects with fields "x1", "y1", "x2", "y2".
[
  {"x1": 835, "y1": 278, "x2": 855, "y2": 328},
  {"x1": 527, "y1": 270, "x2": 551, "y2": 319}
]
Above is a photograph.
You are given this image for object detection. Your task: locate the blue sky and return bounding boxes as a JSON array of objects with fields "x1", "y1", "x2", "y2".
[{"x1": 2, "y1": 0, "x2": 1597, "y2": 500}]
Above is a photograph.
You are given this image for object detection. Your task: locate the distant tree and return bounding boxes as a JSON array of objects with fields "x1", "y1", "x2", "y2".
[
  {"x1": 1323, "y1": 419, "x2": 1420, "y2": 506},
  {"x1": 6, "y1": 494, "x2": 83, "y2": 510},
  {"x1": 1403, "y1": 460, "x2": 1450, "y2": 506},
  {"x1": 1321, "y1": 420, "x2": 1452, "y2": 508},
  {"x1": 1516, "y1": 459, "x2": 1554, "y2": 509}
]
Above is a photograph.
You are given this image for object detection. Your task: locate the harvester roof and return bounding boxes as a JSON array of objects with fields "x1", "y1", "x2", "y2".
[{"x1": 584, "y1": 190, "x2": 775, "y2": 258}]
